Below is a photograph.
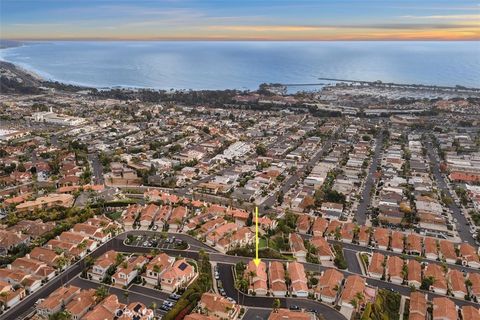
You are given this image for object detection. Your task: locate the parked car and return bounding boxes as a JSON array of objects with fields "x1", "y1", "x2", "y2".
[{"x1": 169, "y1": 293, "x2": 181, "y2": 300}]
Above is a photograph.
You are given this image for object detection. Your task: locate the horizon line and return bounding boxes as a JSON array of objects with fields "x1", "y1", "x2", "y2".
[{"x1": 2, "y1": 37, "x2": 480, "y2": 42}]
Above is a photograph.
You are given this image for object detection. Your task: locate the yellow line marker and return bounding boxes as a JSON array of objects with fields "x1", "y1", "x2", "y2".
[{"x1": 253, "y1": 206, "x2": 261, "y2": 267}]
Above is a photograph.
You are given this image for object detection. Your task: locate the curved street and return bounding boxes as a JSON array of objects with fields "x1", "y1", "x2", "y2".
[{"x1": 2, "y1": 230, "x2": 480, "y2": 320}]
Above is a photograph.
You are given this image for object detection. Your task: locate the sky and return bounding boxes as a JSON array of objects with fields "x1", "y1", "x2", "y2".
[{"x1": 1, "y1": 0, "x2": 479, "y2": 41}]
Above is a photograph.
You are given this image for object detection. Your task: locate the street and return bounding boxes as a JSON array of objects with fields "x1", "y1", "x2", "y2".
[
  {"x1": 355, "y1": 133, "x2": 383, "y2": 224},
  {"x1": 425, "y1": 140, "x2": 476, "y2": 246}
]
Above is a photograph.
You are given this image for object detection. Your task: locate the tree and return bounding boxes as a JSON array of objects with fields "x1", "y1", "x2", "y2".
[
  {"x1": 420, "y1": 276, "x2": 435, "y2": 290},
  {"x1": 350, "y1": 298, "x2": 358, "y2": 311},
  {"x1": 55, "y1": 256, "x2": 69, "y2": 270},
  {"x1": 255, "y1": 144, "x2": 267, "y2": 156},
  {"x1": 272, "y1": 298, "x2": 281, "y2": 312},
  {"x1": 49, "y1": 311, "x2": 72, "y2": 320},
  {"x1": 95, "y1": 285, "x2": 109, "y2": 302}
]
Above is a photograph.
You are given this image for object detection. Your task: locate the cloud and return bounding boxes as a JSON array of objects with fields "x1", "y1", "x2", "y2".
[
  {"x1": 207, "y1": 25, "x2": 335, "y2": 32},
  {"x1": 401, "y1": 14, "x2": 480, "y2": 20}
]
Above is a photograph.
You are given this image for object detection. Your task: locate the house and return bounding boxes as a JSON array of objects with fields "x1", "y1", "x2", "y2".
[
  {"x1": 387, "y1": 256, "x2": 404, "y2": 284},
  {"x1": 460, "y1": 243, "x2": 480, "y2": 268},
  {"x1": 83, "y1": 294, "x2": 123, "y2": 320},
  {"x1": 321, "y1": 202, "x2": 344, "y2": 219},
  {"x1": 368, "y1": 252, "x2": 385, "y2": 280},
  {"x1": 424, "y1": 263, "x2": 447, "y2": 295},
  {"x1": 139, "y1": 203, "x2": 159, "y2": 230},
  {"x1": 88, "y1": 250, "x2": 117, "y2": 282},
  {"x1": 373, "y1": 228, "x2": 390, "y2": 250},
  {"x1": 468, "y1": 273, "x2": 480, "y2": 301},
  {"x1": 340, "y1": 275, "x2": 366, "y2": 309},
  {"x1": 143, "y1": 253, "x2": 174, "y2": 286},
  {"x1": 65, "y1": 289, "x2": 96, "y2": 320},
  {"x1": 325, "y1": 220, "x2": 342, "y2": 238},
  {"x1": 217, "y1": 227, "x2": 254, "y2": 253},
  {"x1": 199, "y1": 217, "x2": 226, "y2": 235},
  {"x1": 288, "y1": 261, "x2": 309, "y2": 297},
  {"x1": 409, "y1": 292, "x2": 427, "y2": 320},
  {"x1": 58, "y1": 231, "x2": 97, "y2": 252},
  {"x1": 245, "y1": 260, "x2": 268, "y2": 296},
  {"x1": 462, "y1": 306, "x2": 480, "y2": 320},
  {"x1": 206, "y1": 223, "x2": 238, "y2": 246},
  {"x1": 391, "y1": 231, "x2": 404, "y2": 253},
  {"x1": 340, "y1": 223, "x2": 355, "y2": 243},
  {"x1": 268, "y1": 309, "x2": 315, "y2": 320},
  {"x1": 357, "y1": 226, "x2": 370, "y2": 246},
  {"x1": 197, "y1": 292, "x2": 240, "y2": 319},
  {"x1": 439, "y1": 240, "x2": 457, "y2": 264},
  {"x1": 312, "y1": 217, "x2": 328, "y2": 236},
  {"x1": 297, "y1": 214, "x2": 312, "y2": 234},
  {"x1": 269, "y1": 261, "x2": 287, "y2": 297},
  {"x1": 289, "y1": 233, "x2": 307, "y2": 261},
  {"x1": 407, "y1": 259, "x2": 422, "y2": 289},
  {"x1": 315, "y1": 268, "x2": 344, "y2": 304},
  {"x1": 0, "y1": 230, "x2": 30, "y2": 255},
  {"x1": 160, "y1": 259, "x2": 196, "y2": 293},
  {"x1": 432, "y1": 297, "x2": 457, "y2": 320},
  {"x1": 8, "y1": 219, "x2": 55, "y2": 240},
  {"x1": 406, "y1": 233, "x2": 422, "y2": 256},
  {"x1": 448, "y1": 269, "x2": 467, "y2": 299},
  {"x1": 424, "y1": 237, "x2": 439, "y2": 260},
  {"x1": 123, "y1": 302, "x2": 154, "y2": 320},
  {"x1": 72, "y1": 223, "x2": 109, "y2": 243},
  {"x1": 112, "y1": 255, "x2": 148, "y2": 287},
  {"x1": 29, "y1": 247, "x2": 63, "y2": 269},
  {"x1": 168, "y1": 206, "x2": 188, "y2": 232},
  {"x1": 11, "y1": 256, "x2": 56, "y2": 281},
  {"x1": 0, "y1": 280, "x2": 26, "y2": 309},
  {"x1": 36, "y1": 285, "x2": 80, "y2": 317},
  {"x1": 154, "y1": 205, "x2": 171, "y2": 230},
  {"x1": 310, "y1": 236, "x2": 334, "y2": 262},
  {"x1": 0, "y1": 268, "x2": 42, "y2": 294},
  {"x1": 15, "y1": 193, "x2": 74, "y2": 212}
]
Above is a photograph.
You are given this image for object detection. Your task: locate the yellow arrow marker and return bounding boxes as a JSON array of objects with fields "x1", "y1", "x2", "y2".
[{"x1": 253, "y1": 206, "x2": 261, "y2": 267}]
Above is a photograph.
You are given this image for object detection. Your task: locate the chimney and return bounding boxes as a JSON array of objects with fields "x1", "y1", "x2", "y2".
[
  {"x1": 7, "y1": 264, "x2": 12, "y2": 270},
  {"x1": 26, "y1": 254, "x2": 30, "y2": 259}
]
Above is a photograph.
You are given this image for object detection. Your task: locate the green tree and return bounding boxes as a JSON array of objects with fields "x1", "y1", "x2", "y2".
[
  {"x1": 95, "y1": 285, "x2": 109, "y2": 302},
  {"x1": 272, "y1": 298, "x2": 281, "y2": 312}
]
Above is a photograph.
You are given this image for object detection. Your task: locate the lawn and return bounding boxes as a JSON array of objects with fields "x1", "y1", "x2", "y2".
[{"x1": 259, "y1": 238, "x2": 268, "y2": 249}]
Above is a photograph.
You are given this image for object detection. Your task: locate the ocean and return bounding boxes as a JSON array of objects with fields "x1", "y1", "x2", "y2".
[{"x1": 1, "y1": 41, "x2": 479, "y2": 90}]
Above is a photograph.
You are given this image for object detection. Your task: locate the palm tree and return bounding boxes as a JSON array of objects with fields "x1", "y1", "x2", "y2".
[
  {"x1": 150, "y1": 302, "x2": 157, "y2": 311},
  {"x1": 350, "y1": 298, "x2": 358, "y2": 311},
  {"x1": 355, "y1": 291, "x2": 364, "y2": 302},
  {"x1": 94, "y1": 285, "x2": 109, "y2": 302}
]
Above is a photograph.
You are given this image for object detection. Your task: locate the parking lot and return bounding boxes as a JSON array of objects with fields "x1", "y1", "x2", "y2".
[{"x1": 125, "y1": 234, "x2": 189, "y2": 250}]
